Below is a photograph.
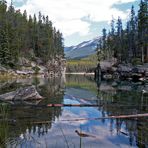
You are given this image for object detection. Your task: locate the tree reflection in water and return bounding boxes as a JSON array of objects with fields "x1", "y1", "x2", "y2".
[
  {"x1": 96, "y1": 81, "x2": 148, "y2": 147},
  {"x1": 0, "y1": 76, "x2": 147, "y2": 147}
]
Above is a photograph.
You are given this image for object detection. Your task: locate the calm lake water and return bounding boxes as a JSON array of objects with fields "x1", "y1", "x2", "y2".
[{"x1": 0, "y1": 75, "x2": 148, "y2": 148}]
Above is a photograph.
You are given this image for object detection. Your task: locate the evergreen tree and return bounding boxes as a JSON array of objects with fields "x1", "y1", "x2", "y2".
[
  {"x1": 102, "y1": 28, "x2": 107, "y2": 59},
  {"x1": 96, "y1": 0, "x2": 147, "y2": 64},
  {"x1": 130, "y1": 5, "x2": 137, "y2": 58},
  {"x1": 0, "y1": 1, "x2": 64, "y2": 67},
  {"x1": 116, "y1": 17, "x2": 123, "y2": 61},
  {"x1": 0, "y1": 29, "x2": 11, "y2": 65},
  {"x1": 138, "y1": 0, "x2": 148, "y2": 62}
]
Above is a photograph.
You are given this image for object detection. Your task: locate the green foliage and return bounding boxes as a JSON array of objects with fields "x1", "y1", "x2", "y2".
[
  {"x1": 0, "y1": 1, "x2": 64, "y2": 67},
  {"x1": 32, "y1": 77, "x2": 40, "y2": 86},
  {"x1": 32, "y1": 66, "x2": 40, "y2": 74},
  {"x1": 97, "y1": 0, "x2": 148, "y2": 63},
  {"x1": 66, "y1": 55, "x2": 98, "y2": 72}
]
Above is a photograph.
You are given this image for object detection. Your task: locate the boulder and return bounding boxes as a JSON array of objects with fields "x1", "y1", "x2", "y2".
[
  {"x1": 17, "y1": 57, "x2": 31, "y2": 67},
  {"x1": 0, "y1": 86, "x2": 43, "y2": 101},
  {"x1": 100, "y1": 58, "x2": 117, "y2": 72},
  {"x1": 0, "y1": 65, "x2": 7, "y2": 72},
  {"x1": 117, "y1": 64, "x2": 132, "y2": 73},
  {"x1": 16, "y1": 70, "x2": 34, "y2": 75},
  {"x1": 0, "y1": 91, "x2": 16, "y2": 101}
]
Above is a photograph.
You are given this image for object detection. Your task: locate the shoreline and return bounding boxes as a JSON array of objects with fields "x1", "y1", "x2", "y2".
[
  {"x1": 66, "y1": 72, "x2": 94, "y2": 75},
  {"x1": 0, "y1": 72, "x2": 95, "y2": 79}
]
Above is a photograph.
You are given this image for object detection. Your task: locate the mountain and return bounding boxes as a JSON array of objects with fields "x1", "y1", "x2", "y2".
[{"x1": 64, "y1": 37, "x2": 100, "y2": 59}]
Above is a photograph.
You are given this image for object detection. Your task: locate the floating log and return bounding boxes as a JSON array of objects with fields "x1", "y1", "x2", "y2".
[
  {"x1": 61, "y1": 113, "x2": 148, "y2": 122},
  {"x1": 47, "y1": 104, "x2": 102, "y2": 107},
  {"x1": 46, "y1": 104, "x2": 148, "y2": 107},
  {"x1": 15, "y1": 104, "x2": 148, "y2": 108},
  {"x1": 32, "y1": 113, "x2": 148, "y2": 124}
]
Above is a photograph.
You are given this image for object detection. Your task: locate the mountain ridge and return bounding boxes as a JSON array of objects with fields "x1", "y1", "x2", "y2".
[{"x1": 64, "y1": 37, "x2": 100, "y2": 59}]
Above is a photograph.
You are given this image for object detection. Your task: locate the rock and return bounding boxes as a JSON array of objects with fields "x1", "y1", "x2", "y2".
[
  {"x1": 17, "y1": 57, "x2": 31, "y2": 67},
  {"x1": 46, "y1": 55, "x2": 66, "y2": 77},
  {"x1": 118, "y1": 85, "x2": 132, "y2": 91},
  {"x1": 38, "y1": 65, "x2": 47, "y2": 74},
  {"x1": 0, "y1": 65, "x2": 7, "y2": 72},
  {"x1": 0, "y1": 91, "x2": 16, "y2": 101},
  {"x1": 100, "y1": 58, "x2": 117, "y2": 71},
  {"x1": 0, "y1": 86, "x2": 43, "y2": 101},
  {"x1": 112, "y1": 82, "x2": 118, "y2": 87},
  {"x1": 117, "y1": 64, "x2": 132, "y2": 73},
  {"x1": 103, "y1": 74, "x2": 113, "y2": 80}
]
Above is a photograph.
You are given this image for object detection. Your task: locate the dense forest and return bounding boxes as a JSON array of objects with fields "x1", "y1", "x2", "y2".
[
  {"x1": 0, "y1": 0, "x2": 64, "y2": 68},
  {"x1": 97, "y1": 0, "x2": 148, "y2": 64}
]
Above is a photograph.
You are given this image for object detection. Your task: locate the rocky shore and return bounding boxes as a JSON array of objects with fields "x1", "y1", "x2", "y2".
[
  {"x1": 95, "y1": 59, "x2": 148, "y2": 82},
  {"x1": 0, "y1": 56, "x2": 66, "y2": 79}
]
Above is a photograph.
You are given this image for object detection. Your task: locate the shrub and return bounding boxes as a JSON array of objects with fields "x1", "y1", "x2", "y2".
[{"x1": 32, "y1": 66, "x2": 40, "y2": 74}]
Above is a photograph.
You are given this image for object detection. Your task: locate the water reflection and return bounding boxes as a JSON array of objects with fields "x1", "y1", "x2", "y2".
[{"x1": 0, "y1": 76, "x2": 147, "y2": 148}]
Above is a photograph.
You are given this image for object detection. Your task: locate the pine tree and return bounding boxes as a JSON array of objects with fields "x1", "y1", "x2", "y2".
[
  {"x1": 0, "y1": 29, "x2": 11, "y2": 66},
  {"x1": 115, "y1": 17, "x2": 123, "y2": 61},
  {"x1": 130, "y1": 5, "x2": 137, "y2": 58},
  {"x1": 0, "y1": 1, "x2": 64, "y2": 67},
  {"x1": 102, "y1": 28, "x2": 107, "y2": 59},
  {"x1": 138, "y1": 0, "x2": 148, "y2": 62}
]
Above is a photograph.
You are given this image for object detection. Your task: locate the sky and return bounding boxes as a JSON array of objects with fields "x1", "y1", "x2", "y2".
[{"x1": 8, "y1": 0, "x2": 139, "y2": 46}]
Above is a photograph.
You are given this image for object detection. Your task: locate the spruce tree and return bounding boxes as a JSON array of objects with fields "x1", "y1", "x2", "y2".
[{"x1": 138, "y1": 0, "x2": 148, "y2": 62}]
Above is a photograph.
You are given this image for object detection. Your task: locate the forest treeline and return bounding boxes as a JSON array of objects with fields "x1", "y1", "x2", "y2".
[
  {"x1": 66, "y1": 54, "x2": 98, "y2": 72},
  {"x1": 0, "y1": 0, "x2": 64, "y2": 68},
  {"x1": 97, "y1": 0, "x2": 148, "y2": 64}
]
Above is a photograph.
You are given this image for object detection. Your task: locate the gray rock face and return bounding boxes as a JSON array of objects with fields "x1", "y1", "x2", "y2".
[
  {"x1": 0, "y1": 65, "x2": 7, "y2": 72},
  {"x1": 0, "y1": 86, "x2": 43, "y2": 101},
  {"x1": 0, "y1": 91, "x2": 16, "y2": 101}
]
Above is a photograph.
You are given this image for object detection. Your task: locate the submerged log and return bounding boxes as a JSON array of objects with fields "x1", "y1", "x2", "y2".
[{"x1": 0, "y1": 86, "x2": 43, "y2": 101}]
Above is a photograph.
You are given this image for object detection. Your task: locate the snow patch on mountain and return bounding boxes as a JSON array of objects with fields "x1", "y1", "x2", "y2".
[{"x1": 64, "y1": 37, "x2": 100, "y2": 59}]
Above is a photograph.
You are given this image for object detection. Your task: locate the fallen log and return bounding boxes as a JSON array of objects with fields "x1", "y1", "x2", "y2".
[
  {"x1": 61, "y1": 113, "x2": 148, "y2": 122},
  {"x1": 46, "y1": 104, "x2": 148, "y2": 108},
  {"x1": 12, "y1": 104, "x2": 148, "y2": 108},
  {"x1": 47, "y1": 104, "x2": 102, "y2": 107},
  {"x1": 32, "y1": 113, "x2": 148, "y2": 124}
]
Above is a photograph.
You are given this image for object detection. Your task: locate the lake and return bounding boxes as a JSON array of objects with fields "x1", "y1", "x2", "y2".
[{"x1": 0, "y1": 75, "x2": 148, "y2": 148}]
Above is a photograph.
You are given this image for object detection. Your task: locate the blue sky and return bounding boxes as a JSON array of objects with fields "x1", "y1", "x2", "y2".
[{"x1": 9, "y1": 0, "x2": 139, "y2": 47}]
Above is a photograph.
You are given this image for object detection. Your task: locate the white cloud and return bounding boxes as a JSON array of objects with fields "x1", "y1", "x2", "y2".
[{"x1": 14, "y1": 0, "x2": 136, "y2": 37}]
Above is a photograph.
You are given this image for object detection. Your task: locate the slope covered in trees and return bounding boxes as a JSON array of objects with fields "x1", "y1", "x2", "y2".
[
  {"x1": 97, "y1": 0, "x2": 148, "y2": 64},
  {"x1": 0, "y1": 0, "x2": 64, "y2": 68}
]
